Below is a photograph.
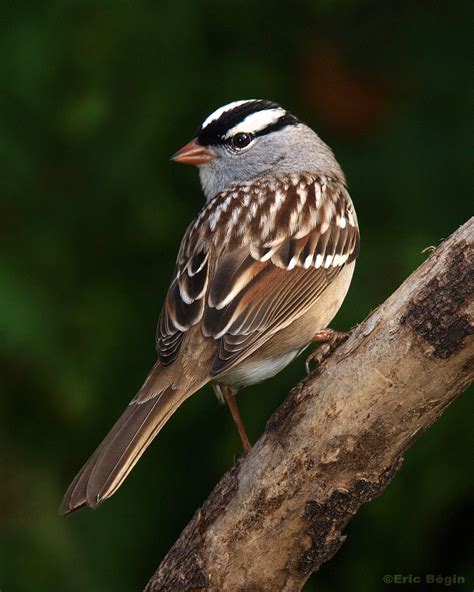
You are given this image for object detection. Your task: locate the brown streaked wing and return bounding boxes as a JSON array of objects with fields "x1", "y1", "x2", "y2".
[
  {"x1": 206, "y1": 259, "x2": 340, "y2": 375},
  {"x1": 156, "y1": 246, "x2": 210, "y2": 366},
  {"x1": 155, "y1": 173, "x2": 359, "y2": 377}
]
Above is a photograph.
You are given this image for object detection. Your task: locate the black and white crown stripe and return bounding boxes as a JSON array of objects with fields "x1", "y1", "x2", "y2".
[
  {"x1": 197, "y1": 100, "x2": 300, "y2": 146},
  {"x1": 200, "y1": 100, "x2": 252, "y2": 129},
  {"x1": 221, "y1": 108, "x2": 288, "y2": 139}
]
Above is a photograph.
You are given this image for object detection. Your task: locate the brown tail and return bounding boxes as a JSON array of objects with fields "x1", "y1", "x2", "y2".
[{"x1": 60, "y1": 364, "x2": 199, "y2": 515}]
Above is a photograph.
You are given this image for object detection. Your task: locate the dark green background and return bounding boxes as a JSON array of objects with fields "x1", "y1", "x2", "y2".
[{"x1": 0, "y1": 1, "x2": 472, "y2": 591}]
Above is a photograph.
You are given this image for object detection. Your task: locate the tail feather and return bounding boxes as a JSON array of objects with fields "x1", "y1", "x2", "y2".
[{"x1": 60, "y1": 366, "x2": 199, "y2": 515}]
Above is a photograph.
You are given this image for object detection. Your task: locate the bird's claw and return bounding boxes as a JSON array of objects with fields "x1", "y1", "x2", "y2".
[
  {"x1": 305, "y1": 329, "x2": 350, "y2": 373},
  {"x1": 305, "y1": 345, "x2": 331, "y2": 373}
]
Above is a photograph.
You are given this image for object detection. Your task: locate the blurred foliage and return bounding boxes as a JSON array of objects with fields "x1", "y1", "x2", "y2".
[{"x1": 0, "y1": 1, "x2": 472, "y2": 591}]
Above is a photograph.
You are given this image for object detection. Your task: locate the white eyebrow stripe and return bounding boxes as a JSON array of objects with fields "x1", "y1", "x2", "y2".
[
  {"x1": 223, "y1": 108, "x2": 287, "y2": 138},
  {"x1": 201, "y1": 100, "x2": 255, "y2": 130}
]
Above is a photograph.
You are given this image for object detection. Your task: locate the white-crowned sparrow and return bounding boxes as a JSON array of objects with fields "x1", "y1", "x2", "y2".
[{"x1": 61, "y1": 99, "x2": 359, "y2": 514}]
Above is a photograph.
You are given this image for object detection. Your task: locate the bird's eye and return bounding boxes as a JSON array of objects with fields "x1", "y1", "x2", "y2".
[{"x1": 231, "y1": 133, "x2": 252, "y2": 149}]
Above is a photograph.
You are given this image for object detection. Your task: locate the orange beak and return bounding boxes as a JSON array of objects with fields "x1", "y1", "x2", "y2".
[{"x1": 171, "y1": 138, "x2": 214, "y2": 165}]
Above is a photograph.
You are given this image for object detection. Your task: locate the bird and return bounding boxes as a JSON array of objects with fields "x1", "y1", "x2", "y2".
[{"x1": 60, "y1": 99, "x2": 359, "y2": 514}]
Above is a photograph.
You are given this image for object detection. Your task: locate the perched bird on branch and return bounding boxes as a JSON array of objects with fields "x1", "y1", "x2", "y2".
[{"x1": 60, "y1": 99, "x2": 359, "y2": 514}]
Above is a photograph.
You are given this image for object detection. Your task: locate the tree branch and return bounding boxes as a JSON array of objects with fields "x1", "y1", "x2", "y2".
[{"x1": 146, "y1": 218, "x2": 473, "y2": 592}]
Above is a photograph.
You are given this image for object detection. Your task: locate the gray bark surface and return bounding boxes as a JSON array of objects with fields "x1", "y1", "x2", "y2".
[{"x1": 146, "y1": 218, "x2": 473, "y2": 592}]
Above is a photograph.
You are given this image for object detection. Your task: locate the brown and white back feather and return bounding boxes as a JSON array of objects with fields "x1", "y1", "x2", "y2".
[{"x1": 157, "y1": 172, "x2": 359, "y2": 374}]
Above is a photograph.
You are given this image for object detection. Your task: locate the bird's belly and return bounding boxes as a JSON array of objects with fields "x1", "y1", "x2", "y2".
[{"x1": 219, "y1": 348, "x2": 305, "y2": 389}]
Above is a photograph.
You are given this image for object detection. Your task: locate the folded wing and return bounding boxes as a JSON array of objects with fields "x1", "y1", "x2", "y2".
[{"x1": 157, "y1": 173, "x2": 359, "y2": 376}]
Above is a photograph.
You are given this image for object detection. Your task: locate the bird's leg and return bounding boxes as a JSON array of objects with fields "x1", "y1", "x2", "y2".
[
  {"x1": 305, "y1": 328, "x2": 350, "y2": 373},
  {"x1": 221, "y1": 386, "x2": 252, "y2": 453}
]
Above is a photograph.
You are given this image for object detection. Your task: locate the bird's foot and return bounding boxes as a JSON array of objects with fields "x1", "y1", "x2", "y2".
[
  {"x1": 305, "y1": 329, "x2": 350, "y2": 373},
  {"x1": 220, "y1": 385, "x2": 252, "y2": 453}
]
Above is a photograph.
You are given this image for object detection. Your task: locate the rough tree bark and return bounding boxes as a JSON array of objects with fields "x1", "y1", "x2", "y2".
[{"x1": 146, "y1": 218, "x2": 473, "y2": 592}]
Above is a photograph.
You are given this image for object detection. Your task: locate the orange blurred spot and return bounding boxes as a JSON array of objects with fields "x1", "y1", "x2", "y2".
[{"x1": 300, "y1": 40, "x2": 393, "y2": 135}]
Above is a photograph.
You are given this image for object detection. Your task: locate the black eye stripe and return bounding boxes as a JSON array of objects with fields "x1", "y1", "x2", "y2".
[{"x1": 252, "y1": 113, "x2": 300, "y2": 138}]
